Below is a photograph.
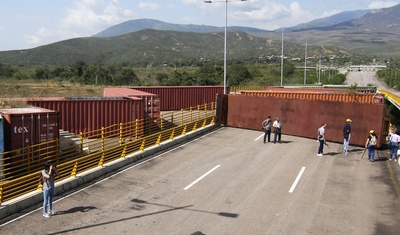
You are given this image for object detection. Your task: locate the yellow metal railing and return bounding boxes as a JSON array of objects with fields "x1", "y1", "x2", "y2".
[
  {"x1": 379, "y1": 90, "x2": 400, "y2": 105},
  {"x1": 0, "y1": 102, "x2": 216, "y2": 204}
]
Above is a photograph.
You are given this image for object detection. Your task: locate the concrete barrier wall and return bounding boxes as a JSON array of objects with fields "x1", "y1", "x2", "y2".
[{"x1": 223, "y1": 94, "x2": 389, "y2": 147}]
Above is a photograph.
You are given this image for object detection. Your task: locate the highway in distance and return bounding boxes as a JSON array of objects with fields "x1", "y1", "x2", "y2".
[{"x1": 1, "y1": 127, "x2": 400, "y2": 234}]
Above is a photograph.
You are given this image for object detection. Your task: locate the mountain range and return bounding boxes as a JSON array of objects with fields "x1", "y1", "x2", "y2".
[{"x1": 0, "y1": 4, "x2": 399, "y2": 66}]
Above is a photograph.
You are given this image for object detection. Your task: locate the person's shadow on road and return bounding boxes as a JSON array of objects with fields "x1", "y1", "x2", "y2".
[{"x1": 55, "y1": 206, "x2": 97, "y2": 215}]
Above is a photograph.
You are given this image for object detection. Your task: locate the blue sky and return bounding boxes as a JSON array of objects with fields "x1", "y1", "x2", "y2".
[{"x1": 0, "y1": 0, "x2": 399, "y2": 51}]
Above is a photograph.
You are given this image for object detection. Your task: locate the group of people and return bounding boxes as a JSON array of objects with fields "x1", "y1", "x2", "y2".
[
  {"x1": 318, "y1": 119, "x2": 378, "y2": 160},
  {"x1": 318, "y1": 119, "x2": 400, "y2": 162},
  {"x1": 388, "y1": 125, "x2": 400, "y2": 161},
  {"x1": 261, "y1": 116, "x2": 282, "y2": 144}
]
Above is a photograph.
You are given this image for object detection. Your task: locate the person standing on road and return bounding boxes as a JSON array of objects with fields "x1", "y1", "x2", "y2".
[
  {"x1": 42, "y1": 162, "x2": 60, "y2": 218},
  {"x1": 273, "y1": 117, "x2": 282, "y2": 144},
  {"x1": 389, "y1": 131, "x2": 400, "y2": 161},
  {"x1": 343, "y1": 119, "x2": 352, "y2": 155},
  {"x1": 317, "y1": 124, "x2": 327, "y2": 156},
  {"x1": 262, "y1": 116, "x2": 272, "y2": 143},
  {"x1": 365, "y1": 130, "x2": 377, "y2": 162}
]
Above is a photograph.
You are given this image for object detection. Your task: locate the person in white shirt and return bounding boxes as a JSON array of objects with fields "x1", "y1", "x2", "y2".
[
  {"x1": 273, "y1": 117, "x2": 282, "y2": 144},
  {"x1": 389, "y1": 131, "x2": 400, "y2": 161},
  {"x1": 317, "y1": 123, "x2": 327, "y2": 156}
]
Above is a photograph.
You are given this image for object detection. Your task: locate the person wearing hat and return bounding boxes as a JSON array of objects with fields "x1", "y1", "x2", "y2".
[
  {"x1": 365, "y1": 130, "x2": 377, "y2": 162},
  {"x1": 343, "y1": 119, "x2": 352, "y2": 155},
  {"x1": 273, "y1": 117, "x2": 282, "y2": 144}
]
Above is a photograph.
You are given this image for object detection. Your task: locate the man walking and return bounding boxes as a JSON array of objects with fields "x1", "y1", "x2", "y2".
[
  {"x1": 262, "y1": 116, "x2": 272, "y2": 143},
  {"x1": 317, "y1": 123, "x2": 327, "y2": 156},
  {"x1": 343, "y1": 119, "x2": 352, "y2": 155},
  {"x1": 273, "y1": 117, "x2": 282, "y2": 144},
  {"x1": 389, "y1": 131, "x2": 400, "y2": 161}
]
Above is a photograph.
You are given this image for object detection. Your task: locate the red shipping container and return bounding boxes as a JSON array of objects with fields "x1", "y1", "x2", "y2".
[
  {"x1": 27, "y1": 97, "x2": 145, "y2": 136},
  {"x1": 0, "y1": 108, "x2": 59, "y2": 151},
  {"x1": 103, "y1": 88, "x2": 160, "y2": 119},
  {"x1": 126, "y1": 86, "x2": 224, "y2": 111}
]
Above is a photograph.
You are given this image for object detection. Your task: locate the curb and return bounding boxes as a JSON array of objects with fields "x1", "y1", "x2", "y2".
[{"x1": 0, "y1": 124, "x2": 219, "y2": 220}]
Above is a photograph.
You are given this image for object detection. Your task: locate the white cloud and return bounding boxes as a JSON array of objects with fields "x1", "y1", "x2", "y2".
[
  {"x1": 231, "y1": 1, "x2": 315, "y2": 30},
  {"x1": 22, "y1": 0, "x2": 135, "y2": 47},
  {"x1": 321, "y1": 10, "x2": 342, "y2": 18},
  {"x1": 138, "y1": 2, "x2": 159, "y2": 10},
  {"x1": 24, "y1": 27, "x2": 79, "y2": 45},
  {"x1": 62, "y1": 0, "x2": 133, "y2": 32},
  {"x1": 181, "y1": 0, "x2": 199, "y2": 5},
  {"x1": 24, "y1": 28, "x2": 56, "y2": 44},
  {"x1": 368, "y1": 1, "x2": 399, "y2": 9}
]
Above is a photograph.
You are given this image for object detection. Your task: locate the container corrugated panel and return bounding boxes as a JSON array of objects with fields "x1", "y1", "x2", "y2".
[
  {"x1": 0, "y1": 116, "x2": 3, "y2": 178},
  {"x1": 103, "y1": 87, "x2": 157, "y2": 99},
  {"x1": 0, "y1": 116, "x2": 3, "y2": 153},
  {"x1": 221, "y1": 94, "x2": 388, "y2": 147},
  {"x1": 283, "y1": 85, "x2": 376, "y2": 93},
  {"x1": 27, "y1": 98, "x2": 145, "y2": 136},
  {"x1": 239, "y1": 90, "x2": 378, "y2": 104},
  {"x1": 127, "y1": 86, "x2": 226, "y2": 111},
  {"x1": 103, "y1": 88, "x2": 160, "y2": 118},
  {"x1": 263, "y1": 87, "x2": 360, "y2": 94},
  {"x1": 0, "y1": 108, "x2": 59, "y2": 151}
]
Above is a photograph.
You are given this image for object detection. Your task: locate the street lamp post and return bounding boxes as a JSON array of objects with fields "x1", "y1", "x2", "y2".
[
  {"x1": 304, "y1": 42, "x2": 307, "y2": 85},
  {"x1": 204, "y1": 0, "x2": 247, "y2": 94},
  {"x1": 280, "y1": 27, "x2": 284, "y2": 87}
]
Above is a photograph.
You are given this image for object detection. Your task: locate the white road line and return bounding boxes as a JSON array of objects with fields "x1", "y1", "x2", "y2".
[
  {"x1": 255, "y1": 133, "x2": 264, "y2": 141},
  {"x1": 289, "y1": 166, "x2": 306, "y2": 193},
  {"x1": 0, "y1": 128, "x2": 222, "y2": 228},
  {"x1": 184, "y1": 165, "x2": 221, "y2": 190}
]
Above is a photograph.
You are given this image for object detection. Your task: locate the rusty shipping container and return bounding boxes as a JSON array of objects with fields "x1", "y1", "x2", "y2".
[
  {"x1": 0, "y1": 108, "x2": 59, "y2": 151},
  {"x1": 218, "y1": 94, "x2": 389, "y2": 147},
  {"x1": 238, "y1": 90, "x2": 382, "y2": 104},
  {"x1": 127, "y1": 86, "x2": 226, "y2": 111},
  {"x1": 27, "y1": 97, "x2": 145, "y2": 136},
  {"x1": 262, "y1": 87, "x2": 360, "y2": 94},
  {"x1": 103, "y1": 87, "x2": 160, "y2": 119}
]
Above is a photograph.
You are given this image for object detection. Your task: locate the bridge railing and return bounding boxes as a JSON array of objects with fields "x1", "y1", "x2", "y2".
[{"x1": 0, "y1": 102, "x2": 216, "y2": 204}]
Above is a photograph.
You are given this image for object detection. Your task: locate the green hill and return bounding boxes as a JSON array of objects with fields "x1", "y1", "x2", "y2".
[{"x1": 0, "y1": 29, "x2": 353, "y2": 66}]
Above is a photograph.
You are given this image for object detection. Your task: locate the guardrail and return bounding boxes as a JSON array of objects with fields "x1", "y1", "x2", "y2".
[
  {"x1": 0, "y1": 102, "x2": 216, "y2": 204},
  {"x1": 379, "y1": 90, "x2": 400, "y2": 109}
]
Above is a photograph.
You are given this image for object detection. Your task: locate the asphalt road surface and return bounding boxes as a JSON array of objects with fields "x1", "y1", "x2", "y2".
[
  {"x1": 1, "y1": 127, "x2": 400, "y2": 235},
  {"x1": 344, "y1": 70, "x2": 400, "y2": 96}
]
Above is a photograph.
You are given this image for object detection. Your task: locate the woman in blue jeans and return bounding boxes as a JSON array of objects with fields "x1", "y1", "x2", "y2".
[
  {"x1": 389, "y1": 132, "x2": 400, "y2": 161},
  {"x1": 365, "y1": 130, "x2": 377, "y2": 162},
  {"x1": 42, "y1": 163, "x2": 59, "y2": 218}
]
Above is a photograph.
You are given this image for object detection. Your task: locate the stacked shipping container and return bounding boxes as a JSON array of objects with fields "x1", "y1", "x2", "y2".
[
  {"x1": 103, "y1": 88, "x2": 160, "y2": 119},
  {"x1": 0, "y1": 108, "x2": 59, "y2": 151},
  {"x1": 126, "y1": 86, "x2": 225, "y2": 111},
  {"x1": 27, "y1": 97, "x2": 145, "y2": 136},
  {"x1": 0, "y1": 108, "x2": 59, "y2": 176}
]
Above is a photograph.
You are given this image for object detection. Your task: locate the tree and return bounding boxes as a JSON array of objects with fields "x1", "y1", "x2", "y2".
[
  {"x1": 33, "y1": 66, "x2": 50, "y2": 80},
  {"x1": 0, "y1": 63, "x2": 17, "y2": 77},
  {"x1": 196, "y1": 65, "x2": 223, "y2": 85},
  {"x1": 227, "y1": 64, "x2": 253, "y2": 86},
  {"x1": 115, "y1": 68, "x2": 139, "y2": 85},
  {"x1": 155, "y1": 73, "x2": 169, "y2": 85},
  {"x1": 70, "y1": 60, "x2": 86, "y2": 77}
]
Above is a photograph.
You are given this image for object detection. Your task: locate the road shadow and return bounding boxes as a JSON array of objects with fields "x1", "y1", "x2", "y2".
[
  {"x1": 348, "y1": 148, "x2": 365, "y2": 154},
  {"x1": 324, "y1": 152, "x2": 341, "y2": 156},
  {"x1": 48, "y1": 199, "x2": 238, "y2": 234},
  {"x1": 55, "y1": 206, "x2": 97, "y2": 215},
  {"x1": 265, "y1": 140, "x2": 293, "y2": 144}
]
